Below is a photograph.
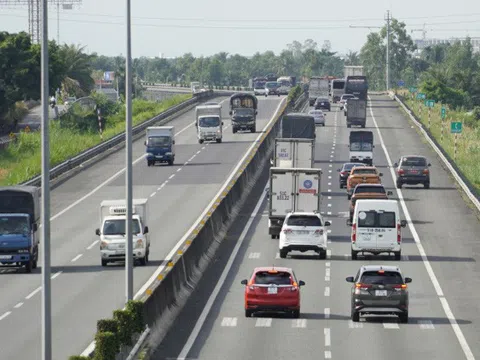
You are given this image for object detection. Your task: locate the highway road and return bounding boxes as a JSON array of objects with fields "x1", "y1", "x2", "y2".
[
  {"x1": 154, "y1": 95, "x2": 480, "y2": 360},
  {"x1": 0, "y1": 95, "x2": 287, "y2": 359}
]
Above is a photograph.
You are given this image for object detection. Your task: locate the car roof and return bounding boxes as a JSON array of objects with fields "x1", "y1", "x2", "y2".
[
  {"x1": 400, "y1": 155, "x2": 427, "y2": 159},
  {"x1": 352, "y1": 166, "x2": 377, "y2": 170},
  {"x1": 343, "y1": 162, "x2": 366, "y2": 167},
  {"x1": 355, "y1": 183, "x2": 385, "y2": 187},
  {"x1": 254, "y1": 266, "x2": 293, "y2": 273},
  {"x1": 359, "y1": 264, "x2": 402, "y2": 273},
  {"x1": 287, "y1": 211, "x2": 320, "y2": 216}
]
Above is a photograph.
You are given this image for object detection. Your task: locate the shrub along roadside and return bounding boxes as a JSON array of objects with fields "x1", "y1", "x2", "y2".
[
  {"x1": 287, "y1": 85, "x2": 303, "y2": 104},
  {"x1": 396, "y1": 89, "x2": 480, "y2": 194},
  {"x1": 0, "y1": 94, "x2": 191, "y2": 186}
]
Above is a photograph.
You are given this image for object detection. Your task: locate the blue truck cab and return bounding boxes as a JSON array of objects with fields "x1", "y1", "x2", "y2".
[
  {"x1": 0, "y1": 186, "x2": 40, "y2": 273},
  {"x1": 144, "y1": 126, "x2": 175, "y2": 166}
]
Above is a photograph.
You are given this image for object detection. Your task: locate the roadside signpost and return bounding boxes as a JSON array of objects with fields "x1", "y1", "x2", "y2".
[{"x1": 451, "y1": 121, "x2": 462, "y2": 160}]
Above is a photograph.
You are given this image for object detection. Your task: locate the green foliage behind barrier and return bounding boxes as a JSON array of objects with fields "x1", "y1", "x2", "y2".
[
  {"x1": 94, "y1": 332, "x2": 117, "y2": 360},
  {"x1": 287, "y1": 85, "x2": 303, "y2": 104},
  {"x1": 68, "y1": 356, "x2": 90, "y2": 360}
]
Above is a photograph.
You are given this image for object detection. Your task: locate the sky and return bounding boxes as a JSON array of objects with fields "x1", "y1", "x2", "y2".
[{"x1": 0, "y1": 0, "x2": 479, "y2": 58}]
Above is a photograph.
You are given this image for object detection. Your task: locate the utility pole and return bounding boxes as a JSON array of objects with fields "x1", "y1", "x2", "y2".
[{"x1": 385, "y1": 10, "x2": 391, "y2": 91}]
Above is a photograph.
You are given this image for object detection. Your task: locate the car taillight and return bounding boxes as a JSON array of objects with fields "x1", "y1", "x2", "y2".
[
  {"x1": 398, "y1": 169, "x2": 405, "y2": 175},
  {"x1": 314, "y1": 229, "x2": 324, "y2": 236},
  {"x1": 397, "y1": 224, "x2": 401, "y2": 244},
  {"x1": 341, "y1": 171, "x2": 348, "y2": 176},
  {"x1": 393, "y1": 284, "x2": 407, "y2": 291},
  {"x1": 283, "y1": 228, "x2": 292, "y2": 234},
  {"x1": 352, "y1": 224, "x2": 356, "y2": 243},
  {"x1": 354, "y1": 283, "x2": 371, "y2": 294},
  {"x1": 423, "y1": 169, "x2": 429, "y2": 174}
]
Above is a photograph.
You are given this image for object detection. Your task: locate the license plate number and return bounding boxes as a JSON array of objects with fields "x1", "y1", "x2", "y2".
[
  {"x1": 118, "y1": 244, "x2": 125, "y2": 249},
  {"x1": 295, "y1": 230, "x2": 309, "y2": 234},
  {"x1": 268, "y1": 286, "x2": 278, "y2": 294},
  {"x1": 155, "y1": 156, "x2": 163, "y2": 158},
  {"x1": 410, "y1": 170, "x2": 418, "y2": 174},
  {"x1": 0, "y1": 255, "x2": 12, "y2": 260},
  {"x1": 359, "y1": 234, "x2": 372, "y2": 241},
  {"x1": 375, "y1": 290, "x2": 387, "y2": 296}
]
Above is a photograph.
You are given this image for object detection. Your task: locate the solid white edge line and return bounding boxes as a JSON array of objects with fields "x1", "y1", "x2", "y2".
[
  {"x1": 81, "y1": 97, "x2": 287, "y2": 357},
  {"x1": 87, "y1": 240, "x2": 99, "y2": 250},
  {"x1": 0, "y1": 311, "x2": 12, "y2": 321},
  {"x1": 177, "y1": 183, "x2": 269, "y2": 359},
  {"x1": 368, "y1": 96, "x2": 475, "y2": 360}
]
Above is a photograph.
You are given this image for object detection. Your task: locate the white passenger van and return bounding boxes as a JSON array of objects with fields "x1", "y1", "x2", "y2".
[{"x1": 346, "y1": 199, "x2": 407, "y2": 261}]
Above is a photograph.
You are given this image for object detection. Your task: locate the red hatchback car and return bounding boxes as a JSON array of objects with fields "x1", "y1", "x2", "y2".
[{"x1": 240, "y1": 266, "x2": 305, "y2": 318}]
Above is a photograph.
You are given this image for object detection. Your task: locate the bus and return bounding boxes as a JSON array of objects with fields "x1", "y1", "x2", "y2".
[
  {"x1": 345, "y1": 76, "x2": 368, "y2": 100},
  {"x1": 331, "y1": 79, "x2": 346, "y2": 103}
]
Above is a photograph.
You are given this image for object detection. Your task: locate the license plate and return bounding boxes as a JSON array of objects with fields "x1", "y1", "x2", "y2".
[
  {"x1": 295, "y1": 230, "x2": 309, "y2": 234},
  {"x1": 155, "y1": 156, "x2": 163, "y2": 159},
  {"x1": 268, "y1": 286, "x2": 278, "y2": 294},
  {"x1": 409, "y1": 170, "x2": 418, "y2": 174},
  {"x1": 0, "y1": 255, "x2": 12, "y2": 260},
  {"x1": 359, "y1": 234, "x2": 372, "y2": 241},
  {"x1": 375, "y1": 290, "x2": 387, "y2": 296},
  {"x1": 118, "y1": 244, "x2": 125, "y2": 249}
]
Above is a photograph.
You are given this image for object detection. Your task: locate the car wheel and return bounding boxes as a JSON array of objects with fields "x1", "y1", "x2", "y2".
[
  {"x1": 232, "y1": 127, "x2": 237, "y2": 134},
  {"x1": 347, "y1": 194, "x2": 352, "y2": 200},
  {"x1": 279, "y1": 249, "x2": 288, "y2": 258},
  {"x1": 424, "y1": 181, "x2": 430, "y2": 189},
  {"x1": 351, "y1": 309, "x2": 360, "y2": 322},
  {"x1": 396, "y1": 180, "x2": 402, "y2": 189},
  {"x1": 216, "y1": 138, "x2": 222, "y2": 143},
  {"x1": 251, "y1": 127, "x2": 256, "y2": 133},
  {"x1": 101, "y1": 259, "x2": 108, "y2": 267},
  {"x1": 199, "y1": 139, "x2": 204, "y2": 144},
  {"x1": 25, "y1": 259, "x2": 33, "y2": 273},
  {"x1": 318, "y1": 250, "x2": 327, "y2": 260},
  {"x1": 168, "y1": 160, "x2": 174, "y2": 166},
  {"x1": 139, "y1": 254, "x2": 148, "y2": 266},
  {"x1": 245, "y1": 309, "x2": 253, "y2": 317},
  {"x1": 292, "y1": 309, "x2": 300, "y2": 319},
  {"x1": 351, "y1": 250, "x2": 358, "y2": 260},
  {"x1": 399, "y1": 312, "x2": 409, "y2": 323},
  {"x1": 394, "y1": 251, "x2": 401, "y2": 261},
  {"x1": 347, "y1": 124, "x2": 351, "y2": 128}
]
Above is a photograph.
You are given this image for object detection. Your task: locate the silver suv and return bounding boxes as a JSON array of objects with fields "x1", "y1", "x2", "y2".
[{"x1": 346, "y1": 265, "x2": 412, "y2": 323}]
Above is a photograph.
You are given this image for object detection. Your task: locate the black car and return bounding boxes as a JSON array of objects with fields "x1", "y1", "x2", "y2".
[
  {"x1": 314, "y1": 97, "x2": 331, "y2": 111},
  {"x1": 394, "y1": 155, "x2": 431, "y2": 189},
  {"x1": 346, "y1": 265, "x2": 412, "y2": 323},
  {"x1": 337, "y1": 162, "x2": 366, "y2": 188}
]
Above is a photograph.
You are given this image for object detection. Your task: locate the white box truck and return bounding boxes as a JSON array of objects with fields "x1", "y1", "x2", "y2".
[
  {"x1": 268, "y1": 167, "x2": 322, "y2": 238},
  {"x1": 271, "y1": 138, "x2": 315, "y2": 168},
  {"x1": 346, "y1": 99, "x2": 367, "y2": 128},
  {"x1": 95, "y1": 199, "x2": 150, "y2": 267},
  {"x1": 145, "y1": 126, "x2": 175, "y2": 166},
  {"x1": 344, "y1": 66, "x2": 364, "y2": 77},
  {"x1": 195, "y1": 104, "x2": 223, "y2": 144}
]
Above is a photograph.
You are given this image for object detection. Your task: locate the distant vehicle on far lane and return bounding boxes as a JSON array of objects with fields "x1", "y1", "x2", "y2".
[
  {"x1": 314, "y1": 97, "x2": 331, "y2": 111},
  {"x1": 394, "y1": 155, "x2": 431, "y2": 189},
  {"x1": 308, "y1": 109, "x2": 326, "y2": 126}
]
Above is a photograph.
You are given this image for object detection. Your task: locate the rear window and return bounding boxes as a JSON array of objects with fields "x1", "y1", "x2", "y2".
[
  {"x1": 254, "y1": 271, "x2": 292, "y2": 285},
  {"x1": 344, "y1": 163, "x2": 364, "y2": 171},
  {"x1": 342, "y1": 94, "x2": 355, "y2": 99},
  {"x1": 317, "y1": 98, "x2": 329, "y2": 102},
  {"x1": 286, "y1": 215, "x2": 322, "y2": 226},
  {"x1": 360, "y1": 271, "x2": 403, "y2": 285},
  {"x1": 401, "y1": 157, "x2": 427, "y2": 166},
  {"x1": 352, "y1": 168, "x2": 376, "y2": 175},
  {"x1": 354, "y1": 186, "x2": 385, "y2": 194},
  {"x1": 357, "y1": 210, "x2": 396, "y2": 228}
]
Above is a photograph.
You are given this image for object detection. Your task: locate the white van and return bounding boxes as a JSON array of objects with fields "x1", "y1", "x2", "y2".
[{"x1": 346, "y1": 199, "x2": 407, "y2": 260}]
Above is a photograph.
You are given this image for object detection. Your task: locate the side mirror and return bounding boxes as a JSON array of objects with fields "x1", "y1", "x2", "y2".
[
  {"x1": 428, "y1": 163, "x2": 431, "y2": 167},
  {"x1": 379, "y1": 173, "x2": 384, "y2": 176},
  {"x1": 324, "y1": 221, "x2": 331, "y2": 226},
  {"x1": 400, "y1": 220, "x2": 407, "y2": 228},
  {"x1": 405, "y1": 277, "x2": 412, "y2": 283},
  {"x1": 346, "y1": 219, "x2": 353, "y2": 226},
  {"x1": 172, "y1": 140, "x2": 175, "y2": 144},
  {"x1": 346, "y1": 276, "x2": 354, "y2": 283},
  {"x1": 298, "y1": 280, "x2": 305, "y2": 286},
  {"x1": 387, "y1": 191, "x2": 393, "y2": 196},
  {"x1": 229, "y1": 111, "x2": 232, "y2": 115},
  {"x1": 393, "y1": 163, "x2": 398, "y2": 167},
  {"x1": 240, "y1": 279, "x2": 248, "y2": 285},
  {"x1": 32, "y1": 223, "x2": 38, "y2": 232},
  {"x1": 144, "y1": 226, "x2": 149, "y2": 234},
  {"x1": 222, "y1": 122, "x2": 224, "y2": 125},
  {"x1": 144, "y1": 141, "x2": 147, "y2": 146},
  {"x1": 255, "y1": 111, "x2": 258, "y2": 115},
  {"x1": 95, "y1": 228, "x2": 100, "y2": 236}
]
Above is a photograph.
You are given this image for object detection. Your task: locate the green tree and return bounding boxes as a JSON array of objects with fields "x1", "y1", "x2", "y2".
[{"x1": 58, "y1": 44, "x2": 95, "y2": 97}]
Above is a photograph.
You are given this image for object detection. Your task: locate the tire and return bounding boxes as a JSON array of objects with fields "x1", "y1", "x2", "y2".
[
  {"x1": 292, "y1": 309, "x2": 300, "y2": 318},
  {"x1": 101, "y1": 259, "x2": 108, "y2": 267},
  {"x1": 361, "y1": 124, "x2": 366, "y2": 128},
  {"x1": 396, "y1": 180, "x2": 402, "y2": 189},
  {"x1": 394, "y1": 251, "x2": 401, "y2": 261},
  {"x1": 318, "y1": 250, "x2": 327, "y2": 260},
  {"x1": 139, "y1": 254, "x2": 148, "y2": 266},
  {"x1": 199, "y1": 139, "x2": 204, "y2": 144},
  {"x1": 347, "y1": 194, "x2": 352, "y2": 200},
  {"x1": 147, "y1": 160, "x2": 152, "y2": 167},
  {"x1": 25, "y1": 259, "x2": 33, "y2": 273},
  {"x1": 351, "y1": 309, "x2": 360, "y2": 322},
  {"x1": 279, "y1": 249, "x2": 288, "y2": 258},
  {"x1": 424, "y1": 181, "x2": 430, "y2": 189},
  {"x1": 232, "y1": 127, "x2": 237, "y2": 134},
  {"x1": 251, "y1": 127, "x2": 256, "y2": 133},
  {"x1": 347, "y1": 124, "x2": 351, "y2": 128},
  {"x1": 216, "y1": 138, "x2": 222, "y2": 143},
  {"x1": 351, "y1": 250, "x2": 358, "y2": 260},
  {"x1": 245, "y1": 309, "x2": 253, "y2": 317},
  {"x1": 168, "y1": 160, "x2": 174, "y2": 166},
  {"x1": 271, "y1": 234, "x2": 276, "y2": 239},
  {"x1": 399, "y1": 312, "x2": 409, "y2": 323}
]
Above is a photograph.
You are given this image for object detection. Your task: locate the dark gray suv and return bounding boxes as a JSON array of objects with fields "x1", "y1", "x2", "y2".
[
  {"x1": 346, "y1": 265, "x2": 412, "y2": 323},
  {"x1": 394, "y1": 155, "x2": 431, "y2": 189}
]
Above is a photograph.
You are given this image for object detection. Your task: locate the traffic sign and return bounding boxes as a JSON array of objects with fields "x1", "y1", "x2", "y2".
[
  {"x1": 451, "y1": 122, "x2": 462, "y2": 134},
  {"x1": 409, "y1": 87, "x2": 418, "y2": 93},
  {"x1": 416, "y1": 93, "x2": 426, "y2": 100},
  {"x1": 397, "y1": 80, "x2": 405, "y2": 87},
  {"x1": 425, "y1": 100, "x2": 435, "y2": 107},
  {"x1": 441, "y1": 107, "x2": 446, "y2": 119}
]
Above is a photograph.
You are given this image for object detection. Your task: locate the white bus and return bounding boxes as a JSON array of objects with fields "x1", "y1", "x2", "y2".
[{"x1": 331, "y1": 79, "x2": 346, "y2": 103}]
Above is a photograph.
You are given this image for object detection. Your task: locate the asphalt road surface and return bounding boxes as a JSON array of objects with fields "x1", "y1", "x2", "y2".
[
  {"x1": 154, "y1": 94, "x2": 480, "y2": 360},
  {"x1": 0, "y1": 95, "x2": 286, "y2": 360}
]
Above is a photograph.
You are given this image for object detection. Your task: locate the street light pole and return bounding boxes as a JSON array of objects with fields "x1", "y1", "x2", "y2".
[
  {"x1": 40, "y1": 0, "x2": 52, "y2": 359},
  {"x1": 385, "y1": 10, "x2": 391, "y2": 91}
]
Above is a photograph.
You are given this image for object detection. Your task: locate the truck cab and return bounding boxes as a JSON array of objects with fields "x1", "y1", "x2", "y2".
[
  {"x1": 229, "y1": 93, "x2": 258, "y2": 133},
  {"x1": 145, "y1": 126, "x2": 175, "y2": 166},
  {"x1": 349, "y1": 130, "x2": 374, "y2": 165},
  {"x1": 95, "y1": 199, "x2": 150, "y2": 267},
  {"x1": 195, "y1": 104, "x2": 223, "y2": 144},
  {"x1": 0, "y1": 186, "x2": 40, "y2": 273}
]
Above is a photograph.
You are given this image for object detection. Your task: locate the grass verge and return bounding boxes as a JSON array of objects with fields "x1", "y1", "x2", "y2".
[
  {"x1": 397, "y1": 89, "x2": 480, "y2": 194},
  {"x1": 0, "y1": 94, "x2": 192, "y2": 185}
]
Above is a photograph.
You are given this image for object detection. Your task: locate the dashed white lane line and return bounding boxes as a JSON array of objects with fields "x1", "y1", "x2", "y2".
[
  {"x1": 329, "y1": 164, "x2": 332, "y2": 167},
  {"x1": 275, "y1": 252, "x2": 280, "y2": 259},
  {"x1": 383, "y1": 323, "x2": 400, "y2": 329},
  {"x1": 324, "y1": 328, "x2": 331, "y2": 346},
  {"x1": 168, "y1": 174, "x2": 175, "y2": 180},
  {"x1": 201, "y1": 146, "x2": 206, "y2": 150},
  {"x1": 0, "y1": 311, "x2": 11, "y2": 321},
  {"x1": 14, "y1": 302, "x2": 23, "y2": 309},
  {"x1": 87, "y1": 240, "x2": 99, "y2": 250},
  {"x1": 328, "y1": 170, "x2": 332, "y2": 173},
  {"x1": 328, "y1": 176, "x2": 332, "y2": 179},
  {"x1": 418, "y1": 320, "x2": 435, "y2": 329},
  {"x1": 292, "y1": 319, "x2": 307, "y2": 328},
  {"x1": 328, "y1": 196, "x2": 332, "y2": 199},
  {"x1": 196, "y1": 150, "x2": 201, "y2": 154},
  {"x1": 221, "y1": 317, "x2": 237, "y2": 327},
  {"x1": 326, "y1": 261, "x2": 331, "y2": 267},
  {"x1": 150, "y1": 192, "x2": 156, "y2": 198},
  {"x1": 51, "y1": 271, "x2": 62, "y2": 280},
  {"x1": 349, "y1": 320, "x2": 364, "y2": 329},
  {"x1": 325, "y1": 351, "x2": 332, "y2": 359},
  {"x1": 188, "y1": 155, "x2": 196, "y2": 161},
  {"x1": 324, "y1": 286, "x2": 330, "y2": 297},
  {"x1": 327, "y1": 189, "x2": 332, "y2": 192},
  {"x1": 327, "y1": 229, "x2": 331, "y2": 234},
  {"x1": 71, "y1": 254, "x2": 83, "y2": 262},
  {"x1": 327, "y1": 204, "x2": 332, "y2": 207},
  {"x1": 248, "y1": 252, "x2": 260, "y2": 259},
  {"x1": 26, "y1": 287, "x2": 42, "y2": 300},
  {"x1": 255, "y1": 318, "x2": 272, "y2": 327},
  {"x1": 177, "y1": 168, "x2": 182, "y2": 172},
  {"x1": 327, "y1": 211, "x2": 332, "y2": 215},
  {"x1": 328, "y1": 182, "x2": 332, "y2": 185}
]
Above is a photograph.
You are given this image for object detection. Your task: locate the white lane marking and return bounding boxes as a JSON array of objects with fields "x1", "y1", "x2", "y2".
[
  {"x1": 183, "y1": 162, "x2": 189, "y2": 166},
  {"x1": 324, "y1": 308, "x2": 330, "y2": 319},
  {"x1": 328, "y1": 189, "x2": 332, "y2": 192},
  {"x1": 248, "y1": 252, "x2": 260, "y2": 259},
  {"x1": 332, "y1": 147, "x2": 335, "y2": 150},
  {"x1": 201, "y1": 146, "x2": 206, "y2": 150},
  {"x1": 71, "y1": 254, "x2": 83, "y2": 262},
  {"x1": 168, "y1": 174, "x2": 175, "y2": 180},
  {"x1": 220, "y1": 317, "x2": 237, "y2": 327},
  {"x1": 326, "y1": 250, "x2": 331, "y2": 259},
  {"x1": 383, "y1": 323, "x2": 399, "y2": 329},
  {"x1": 26, "y1": 287, "x2": 42, "y2": 300},
  {"x1": 324, "y1": 287, "x2": 330, "y2": 297},
  {"x1": 327, "y1": 204, "x2": 332, "y2": 207},
  {"x1": 418, "y1": 320, "x2": 435, "y2": 329},
  {"x1": 402, "y1": 255, "x2": 410, "y2": 261},
  {"x1": 0, "y1": 311, "x2": 11, "y2": 321},
  {"x1": 196, "y1": 150, "x2": 201, "y2": 155},
  {"x1": 324, "y1": 328, "x2": 331, "y2": 346},
  {"x1": 368, "y1": 96, "x2": 475, "y2": 360},
  {"x1": 165, "y1": 102, "x2": 288, "y2": 360},
  {"x1": 327, "y1": 211, "x2": 332, "y2": 215},
  {"x1": 292, "y1": 319, "x2": 307, "y2": 328},
  {"x1": 349, "y1": 320, "x2": 364, "y2": 329},
  {"x1": 150, "y1": 192, "x2": 156, "y2": 198},
  {"x1": 14, "y1": 302, "x2": 23, "y2": 309},
  {"x1": 328, "y1": 196, "x2": 332, "y2": 199},
  {"x1": 87, "y1": 240, "x2": 99, "y2": 250},
  {"x1": 328, "y1": 176, "x2": 332, "y2": 179},
  {"x1": 325, "y1": 261, "x2": 331, "y2": 267},
  {"x1": 327, "y1": 229, "x2": 331, "y2": 233},
  {"x1": 329, "y1": 164, "x2": 332, "y2": 167},
  {"x1": 177, "y1": 168, "x2": 182, "y2": 172},
  {"x1": 325, "y1": 268, "x2": 331, "y2": 277},
  {"x1": 327, "y1": 182, "x2": 331, "y2": 186},
  {"x1": 51, "y1": 271, "x2": 62, "y2": 280},
  {"x1": 158, "y1": 184, "x2": 165, "y2": 190},
  {"x1": 188, "y1": 155, "x2": 196, "y2": 162},
  {"x1": 331, "y1": 151, "x2": 334, "y2": 154},
  {"x1": 328, "y1": 170, "x2": 332, "y2": 173},
  {"x1": 255, "y1": 318, "x2": 272, "y2": 327},
  {"x1": 164, "y1": 180, "x2": 169, "y2": 185},
  {"x1": 325, "y1": 351, "x2": 332, "y2": 359},
  {"x1": 275, "y1": 253, "x2": 280, "y2": 259}
]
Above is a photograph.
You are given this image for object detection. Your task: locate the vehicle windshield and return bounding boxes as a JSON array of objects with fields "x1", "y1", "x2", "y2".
[
  {"x1": 278, "y1": 80, "x2": 291, "y2": 87},
  {"x1": 147, "y1": 136, "x2": 170, "y2": 147},
  {"x1": 0, "y1": 216, "x2": 29, "y2": 235},
  {"x1": 254, "y1": 271, "x2": 293, "y2": 285},
  {"x1": 233, "y1": 108, "x2": 253, "y2": 116},
  {"x1": 350, "y1": 142, "x2": 373, "y2": 151},
  {"x1": 401, "y1": 157, "x2": 427, "y2": 166},
  {"x1": 254, "y1": 82, "x2": 266, "y2": 89},
  {"x1": 286, "y1": 215, "x2": 322, "y2": 227},
  {"x1": 103, "y1": 219, "x2": 141, "y2": 235},
  {"x1": 357, "y1": 210, "x2": 396, "y2": 228},
  {"x1": 344, "y1": 163, "x2": 365, "y2": 171},
  {"x1": 360, "y1": 271, "x2": 403, "y2": 285},
  {"x1": 354, "y1": 186, "x2": 386, "y2": 194},
  {"x1": 317, "y1": 98, "x2": 329, "y2": 102},
  {"x1": 352, "y1": 168, "x2": 377, "y2": 175},
  {"x1": 333, "y1": 81, "x2": 345, "y2": 89},
  {"x1": 231, "y1": 97, "x2": 254, "y2": 108},
  {"x1": 266, "y1": 82, "x2": 279, "y2": 88},
  {"x1": 199, "y1": 116, "x2": 220, "y2": 127},
  {"x1": 309, "y1": 111, "x2": 324, "y2": 116},
  {"x1": 342, "y1": 94, "x2": 355, "y2": 100}
]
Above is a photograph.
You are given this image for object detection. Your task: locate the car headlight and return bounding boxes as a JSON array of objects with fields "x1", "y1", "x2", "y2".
[
  {"x1": 100, "y1": 241, "x2": 108, "y2": 250},
  {"x1": 165, "y1": 152, "x2": 172, "y2": 156},
  {"x1": 135, "y1": 239, "x2": 144, "y2": 249},
  {"x1": 147, "y1": 153, "x2": 154, "y2": 156},
  {"x1": 217, "y1": 130, "x2": 221, "y2": 133}
]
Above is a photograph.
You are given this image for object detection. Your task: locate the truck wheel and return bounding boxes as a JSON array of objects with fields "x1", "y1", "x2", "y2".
[
  {"x1": 199, "y1": 139, "x2": 204, "y2": 144},
  {"x1": 25, "y1": 259, "x2": 33, "y2": 273},
  {"x1": 101, "y1": 259, "x2": 108, "y2": 267},
  {"x1": 232, "y1": 127, "x2": 237, "y2": 134},
  {"x1": 168, "y1": 160, "x2": 174, "y2": 166},
  {"x1": 351, "y1": 250, "x2": 358, "y2": 260},
  {"x1": 216, "y1": 138, "x2": 222, "y2": 143},
  {"x1": 318, "y1": 250, "x2": 327, "y2": 260},
  {"x1": 361, "y1": 124, "x2": 366, "y2": 128},
  {"x1": 147, "y1": 160, "x2": 151, "y2": 167},
  {"x1": 251, "y1": 127, "x2": 256, "y2": 133},
  {"x1": 347, "y1": 124, "x2": 351, "y2": 128},
  {"x1": 394, "y1": 251, "x2": 401, "y2": 261},
  {"x1": 279, "y1": 249, "x2": 288, "y2": 258},
  {"x1": 139, "y1": 255, "x2": 148, "y2": 266}
]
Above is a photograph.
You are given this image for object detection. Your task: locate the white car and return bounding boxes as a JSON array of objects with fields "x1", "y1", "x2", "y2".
[
  {"x1": 339, "y1": 94, "x2": 355, "y2": 110},
  {"x1": 309, "y1": 110, "x2": 326, "y2": 126},
  {"x1": 279, "y1": 212, "x2": 330, "y2": 259},
  {"x1": 254, "y1": 85, "x2": 266, "y2": 96}
]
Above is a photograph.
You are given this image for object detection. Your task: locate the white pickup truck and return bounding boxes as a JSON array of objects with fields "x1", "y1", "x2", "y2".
[{"x1": 95, "y1": 199, "x2": 150, "y2": 267}]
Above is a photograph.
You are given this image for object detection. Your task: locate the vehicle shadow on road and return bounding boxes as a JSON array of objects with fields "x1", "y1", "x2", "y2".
[
  {"x1": 40, "y1": 259, "x2": 168, "y2": 273},
  {"x1": 315, "y1": 160, "x2": 349, "y2": 164},
  {"x1": 402, "y1": 186, "x2": 456, "y2": 191},
  {"x1": 182, "y1": 162, "x2": 222, "y2": 167},
  {"x1": 321, "y1": 192, "x2": 346, "y2": 197}
]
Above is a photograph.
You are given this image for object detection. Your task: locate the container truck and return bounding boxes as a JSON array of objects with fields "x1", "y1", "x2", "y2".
[
  {"x1": 349, "y1": 131, "x2": 374, "y2": 165},
  {"x1": 344, "y1": 66, "x2": 364, "y2": 77},
  {"x1": 280, "y1": 113, "x2": 316, "y2": 139},
  {"x1": 346, "y1": 98, "x2": 367, "y2": 128},
  {"x1": 308, "y1": 77, "x2": 330, "y2": 106},
  {"x1": 268, "y1": 167, "x2": 322, "y2": 238},
  {"x1": 271, "y1": 138, "x2": 315, "y2": 168}
]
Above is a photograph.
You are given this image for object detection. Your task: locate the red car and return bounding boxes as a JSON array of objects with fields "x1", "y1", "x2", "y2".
[{"x1": 240, "y1": 266, "x2": 305, "y2": 318}]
